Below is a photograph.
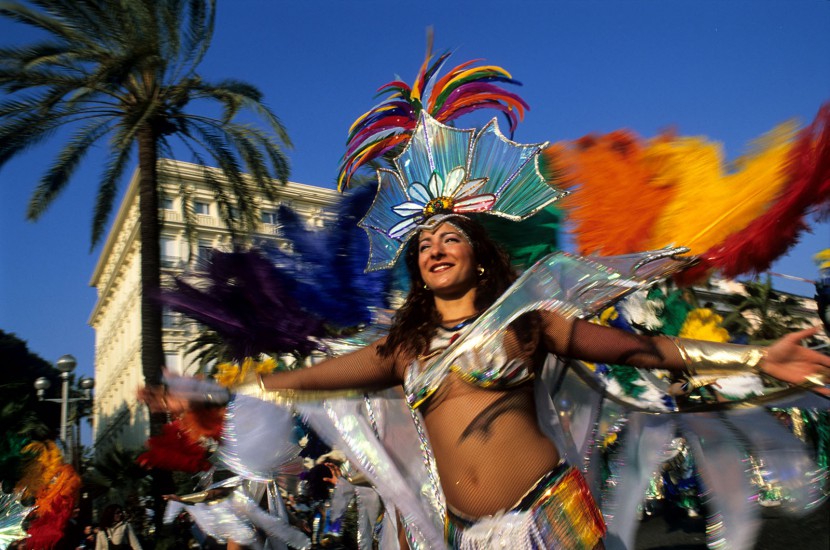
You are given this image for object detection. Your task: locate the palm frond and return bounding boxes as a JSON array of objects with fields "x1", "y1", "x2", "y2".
[
  {"x1": 192, "y1": 79, "x2": 291, "y2": 145},
  {"x1": 1, "y1": 0, "x2": 294, "y2": 412},
  {"x1": 91, "y1": 143, "x2": 133, "y2": 246},
  {"x1": 184, "y1": 119, "x2": 248, "y2": 196},
  {"x1": 175, "y1": 0, "x2": 215, "y2": 77},
  {"x1": 27, "y1": 118, "x2": 113, "y2": 220},
  {"x1": 0, "y1": 42, "x2": 72, "y2": 69},
  {"x1": 0, "y1": 108, "x2": 66, "y2": 168},
  {"x1": 0, "y1": 1, "x2": 87, "y2": 46},
  {"x1": 184, "y1": 329, "x2": 233, "y2": 374}
]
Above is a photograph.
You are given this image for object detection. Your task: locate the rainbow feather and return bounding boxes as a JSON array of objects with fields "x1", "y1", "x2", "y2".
[
  {"x1": 338, "y1": 41, "x2": 528, "y2": 190},
  {"x1": 555, "y1": 102, "x2": 830, "y2": 280},
  {"x1": 682, "y1": 103, "x2": 830, "y2": 280}
]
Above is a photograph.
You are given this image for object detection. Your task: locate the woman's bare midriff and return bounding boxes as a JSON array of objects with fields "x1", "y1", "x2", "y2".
[{"x1": 422, "y1": 375, "x2": 560, "y2": 518}]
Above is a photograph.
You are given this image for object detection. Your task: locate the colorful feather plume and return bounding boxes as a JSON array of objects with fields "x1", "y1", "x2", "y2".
[
  {"x1": 0, "y1": 435, "x2": 31, "y2": 493},
  {"x1": 683, "y1": 104, "x2": 830, "y2": 281},
  {"x1": 263, "y1": 183, "x2": 393, "y2": 325},
  {"x1": 552, "y1": 102, "x2": 830, "y2": 281},
  {"x1": 161, "y1": 186, "x2": 393, "y2": 359},
  {"x1": 160, "y1": 250, "x2": 326, "y2": 359},
  {"x1": 137, "y1": 418, "x2": 214, "y2": 473},
  {"x1": 546, "y1": 132, "x2": 674, "y2": 256},
  {"x1": 338, "y1": 36, "x2": 529, "y2": 190},
  {"x1": 214, "y1": 356, "x2": 277, "y2": 388},
  {"x1": 13, "y1": 441, "x2": 80, "y2": 549},
  {"x1": 678, "y1": 308, "x2": 730, "y2": 342}
]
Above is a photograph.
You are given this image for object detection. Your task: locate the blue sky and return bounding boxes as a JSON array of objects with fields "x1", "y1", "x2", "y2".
[{"x1": 1, "y1": 0, "x2": 829, "y2": 384}]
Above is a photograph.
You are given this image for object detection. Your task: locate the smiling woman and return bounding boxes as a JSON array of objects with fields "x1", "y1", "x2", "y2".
[
  {"x1": 143, "y1": 109, "x2": 830, "y2": 548},
  {"x1": 141, "y1": 49, "x2": 830, "y2": 549}
]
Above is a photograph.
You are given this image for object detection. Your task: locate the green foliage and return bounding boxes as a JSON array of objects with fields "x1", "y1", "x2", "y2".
[
  {"x1": 184, "y1": 328, "x2": 234, "y2": 374},
  {"x1": 0, "y1": 0, "x2": 292, "y2": 245},
  {"x1": 83, "y1": 444, "x2": 151, "y2": 503},
  {"x1": 721, "y1": 276, "x2": 810, "y2": 344},
  {"x1": 0, "y1": 330, "x2": 59, "y2": 440}
]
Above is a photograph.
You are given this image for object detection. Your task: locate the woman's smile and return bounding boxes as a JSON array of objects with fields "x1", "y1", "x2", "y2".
[{"x1": 418, "y1": 222, "x2": 477, "y2": 296}]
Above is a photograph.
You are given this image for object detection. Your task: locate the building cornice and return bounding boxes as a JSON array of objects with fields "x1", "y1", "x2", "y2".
[{"x1": 89, "y1": 170, "x2": 141, "y2": 288}]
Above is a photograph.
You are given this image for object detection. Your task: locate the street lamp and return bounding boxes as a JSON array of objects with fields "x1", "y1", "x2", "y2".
[{"x1": 34, "y1": 354, "x2": 94, "y2": 467}]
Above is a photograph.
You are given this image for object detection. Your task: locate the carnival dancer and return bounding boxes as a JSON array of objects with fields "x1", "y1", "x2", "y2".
[
  {"x1": 143, "y1": 44, "x2": 830, "y2": 550},
  {"x1": 147, "y1": 204, "x2": 829, "y2": 549}
]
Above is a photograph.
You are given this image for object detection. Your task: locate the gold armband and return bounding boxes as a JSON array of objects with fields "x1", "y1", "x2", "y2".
[
  {"x1": 176, "y1": 490, "x2": 212, "y2": 504},
  {"x1": 234, "y1": 375, "x2": 295, "y2": 406},
  {"x1": 670, "y1": 338, "x2": 767, "y2": 377},
  {"x1": 176, "y1": 487, "x2": 235, "y2": 505}
]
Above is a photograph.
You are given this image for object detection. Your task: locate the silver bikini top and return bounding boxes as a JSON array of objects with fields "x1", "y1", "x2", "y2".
[{"x1": 403, "y1": 323, "x2": 534, "y2": 409}]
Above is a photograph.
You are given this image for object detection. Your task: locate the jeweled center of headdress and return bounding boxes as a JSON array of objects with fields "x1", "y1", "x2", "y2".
[{"x1": 424, "y1": 196, "x2": 455, "y2": 217}]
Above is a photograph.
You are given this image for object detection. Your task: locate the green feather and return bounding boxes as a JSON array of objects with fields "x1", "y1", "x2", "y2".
[{"x1": 477, "y1": 206, "x2": 562, "y2": 271}]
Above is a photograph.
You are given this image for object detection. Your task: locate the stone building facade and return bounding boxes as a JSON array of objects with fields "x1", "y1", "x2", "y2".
[{"x1": 88, "y1": 159, "x2": 337, "y2": 452}]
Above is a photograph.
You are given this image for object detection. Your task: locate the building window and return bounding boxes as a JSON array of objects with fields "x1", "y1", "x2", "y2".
[
  {"x1": 161, "y1": 197, "x2": 174, "y2": 210},
  {"x1": 164, "y1": 353, "x2": 182, "y2": 374},
  {"x1": 160, "y1": 238, "x2": 179, "y2": 268},
  {"x1": 261, "y1": 210, "x2": 278, "y2": 225},
  {"x1": 195, "y1": 242, "x2": 213, "y2": 267},
  {"x1": 162, "y1": 308, "x2": 179, "y2": 329},
  {"x1": 194, "y1": 201, "x2": 210, "y2": 215}
]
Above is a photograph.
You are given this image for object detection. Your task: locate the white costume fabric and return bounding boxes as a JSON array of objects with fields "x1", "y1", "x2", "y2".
[{"x1": 178, "y1": 251, "x2": 827, "y2": 550}]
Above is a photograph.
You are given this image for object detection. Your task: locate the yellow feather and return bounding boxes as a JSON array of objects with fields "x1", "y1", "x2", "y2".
[
  {"x1": 15, "y1": 441, "x2": 65, "y2": 500},
  {"x1": 678, "y1": 308, "x2": 730, "y2": 342},
  {"x1": 442, "y1": 65, "x2": 512, "y2": 90},
  {"x1": 645, "y1": 122, "x2": 796, "y2": 253}
]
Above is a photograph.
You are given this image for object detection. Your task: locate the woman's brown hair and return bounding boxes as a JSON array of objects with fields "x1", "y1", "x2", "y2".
[{"x1": 378, "y1": 216, "x2": 517, "y2": 359}]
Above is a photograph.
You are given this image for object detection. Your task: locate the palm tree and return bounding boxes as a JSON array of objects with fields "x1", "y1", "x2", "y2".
[{"x1": 0, "y1": 1, "x2": 291, "y2": 425}]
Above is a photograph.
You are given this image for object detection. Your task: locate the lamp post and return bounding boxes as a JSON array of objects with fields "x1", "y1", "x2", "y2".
[{"x1": 34, "y1": 354, "x2": 94, "y2": 467}]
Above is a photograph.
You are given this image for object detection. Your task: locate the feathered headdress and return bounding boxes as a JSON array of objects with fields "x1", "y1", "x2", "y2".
[
  {"x1": 358, "y1": 112, "x2": 566, "y2": 271},
  {"x1": 338, "y1": 36, "x2": 567, "y2": 272},
  {"x1": 338, "y1": 36, "x2": 529, "y2": 191}
]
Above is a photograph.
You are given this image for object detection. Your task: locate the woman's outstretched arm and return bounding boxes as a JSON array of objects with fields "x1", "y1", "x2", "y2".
[
  {"x1": 541, "y1": 311, "x2": 830, "y2": 395},
  {"x1": 140, "y1": 338, "x2": 402, "y2": 412},
  {"x1": 259, "y1": 338, "x2": 401, "y2": 391}
]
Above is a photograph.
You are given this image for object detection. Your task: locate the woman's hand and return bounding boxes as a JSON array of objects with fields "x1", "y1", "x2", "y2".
[
  {"x1": 137, "y1": 385, "x2": 189, "y2": 414},
  {"x1": 138, "y1": 369, "x2": 230, "y2": 412},
  {"x1": 760, "y1": 327, "x2": 830, "y2": 396}
]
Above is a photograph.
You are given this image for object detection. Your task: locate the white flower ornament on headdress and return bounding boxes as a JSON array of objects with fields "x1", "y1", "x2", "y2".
[
  {"x1": 358, "y1": 112, "x2": 568, "y2": 271},
  {"x1": 389, "y1": 167, "x2": 494, "y2": 238}
]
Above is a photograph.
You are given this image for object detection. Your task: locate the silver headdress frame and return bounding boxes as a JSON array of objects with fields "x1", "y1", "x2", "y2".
[{"x1": 358, "y1": 112, "x2": 568, "y2": 272}]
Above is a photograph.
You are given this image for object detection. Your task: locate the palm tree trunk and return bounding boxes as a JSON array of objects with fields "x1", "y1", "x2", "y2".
[
  {"x1": 136, "y1": 127, "x2": 165, "y2": 434},
  {"x1": 137, "y1": 126, "x2": 174, "y2": 534}
]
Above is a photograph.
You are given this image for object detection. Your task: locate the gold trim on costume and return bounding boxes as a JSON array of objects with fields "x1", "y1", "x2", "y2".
[
  {"x1": 670, "y1": 338, "x2": 767, "y2": 377},
  {"x1": 233, "y1": 376, "x2": 370, "y2": 405}
]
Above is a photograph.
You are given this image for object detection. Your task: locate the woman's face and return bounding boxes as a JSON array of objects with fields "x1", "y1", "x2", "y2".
[{"x1": 417, "y1": 222, "x2": 477, "y2": 296}]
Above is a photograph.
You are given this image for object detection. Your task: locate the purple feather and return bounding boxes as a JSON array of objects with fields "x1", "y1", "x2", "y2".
[{"x1": 160, "y1": 250, "x2": 325, "y2": 360}]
